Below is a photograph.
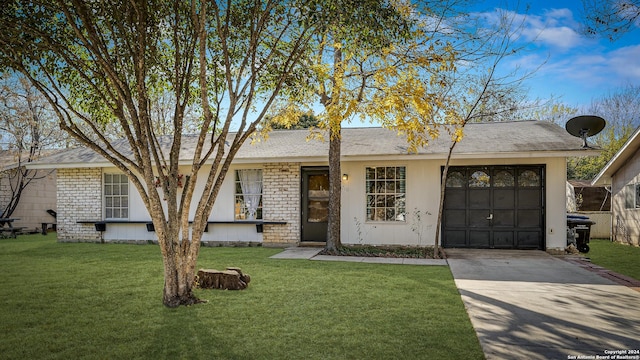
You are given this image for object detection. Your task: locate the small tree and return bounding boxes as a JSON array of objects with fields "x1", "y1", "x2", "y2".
[
  {"x1": 391, "y1": 7, "x2": 542, "y2": 257},
  {"x1": 0, "y1": 74, "x2": 65, "y2": 219}
]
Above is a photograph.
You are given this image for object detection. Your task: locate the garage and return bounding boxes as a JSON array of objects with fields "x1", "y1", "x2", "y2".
[{"x1": 442, "y1": 165, "x2": 545, "y2": 249}]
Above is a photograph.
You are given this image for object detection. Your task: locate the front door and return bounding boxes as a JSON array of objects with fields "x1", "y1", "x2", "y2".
[
  {"x1": 442, "y1": 165, "x2": 544, "y2": 249},
  {"x1": 301, "y1": 167, "x2": 329, "y2": 242}
]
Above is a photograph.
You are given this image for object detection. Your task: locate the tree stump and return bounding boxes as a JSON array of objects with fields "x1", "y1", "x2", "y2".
[{"x1": 196, "y1": 267, "x2": 250, "y2": 290}]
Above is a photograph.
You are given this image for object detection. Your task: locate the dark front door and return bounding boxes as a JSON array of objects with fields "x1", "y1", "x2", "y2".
[
  {"x1": 301, "y1": 167, "x2": 329, "y2": 242},
  {"x1": 442, "y1": 165, "x2": 544, "y2": 249}
]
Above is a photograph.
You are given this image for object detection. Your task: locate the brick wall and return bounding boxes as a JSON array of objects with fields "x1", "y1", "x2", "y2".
[
  {"x1": 262, "y1": 163, "x2": 300, "y2": 246},
  {"x1": 57, "y1": 168, "x2": 102, "y2": 242}
]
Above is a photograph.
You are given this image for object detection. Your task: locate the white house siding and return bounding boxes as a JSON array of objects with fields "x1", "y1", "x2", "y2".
[
  {"x1": 610, "y1": 149, "x2": 640, "y2": 246},
  {"x1": 57, "y1": 168, "x2": 102, "y2": 242},
  {"x1": 340, "y1": 157, "x2": 568, "y2": 252}
]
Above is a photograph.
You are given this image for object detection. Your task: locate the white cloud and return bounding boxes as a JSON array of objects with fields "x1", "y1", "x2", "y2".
[
  {"x1": 534, "y1": 25, "x2": 582, "y2": 49},
  {"x1": 514, "y1": 44, "x2": 640, "y2": 103},
  {"x1": 607, "y1": 44, "x2": 640, "y2": 78},
  {"x1": 478, "y1": 7, "x2": 584, "y2": 50}
]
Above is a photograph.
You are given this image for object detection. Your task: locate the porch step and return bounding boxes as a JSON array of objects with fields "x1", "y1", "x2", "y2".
[{"x1": 298, "y1": 242, "x2": 326, "y2": 247}]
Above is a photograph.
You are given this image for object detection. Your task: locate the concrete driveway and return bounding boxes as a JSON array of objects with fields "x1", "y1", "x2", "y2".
[{"x1": 446, "y1": 250, "x2": 640, "y2": 360}]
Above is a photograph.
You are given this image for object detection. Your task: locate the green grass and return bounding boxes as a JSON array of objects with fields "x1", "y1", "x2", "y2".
[
  {"x1": 588, "y1": 239, "x2": 640, "y2": 281},
  {"x1": 0, "y1": 234, "x2": 483, "y2": 360}
]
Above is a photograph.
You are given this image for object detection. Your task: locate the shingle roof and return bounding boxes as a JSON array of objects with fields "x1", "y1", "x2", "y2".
[
  {"x1": 27, "y1": 120, "x2": 593, "y2": 168},
  {"x1": 1, "y1": 149, "x2": 65, "y2": 170}
]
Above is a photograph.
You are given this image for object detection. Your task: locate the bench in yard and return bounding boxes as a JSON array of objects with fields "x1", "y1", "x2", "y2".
[
  {"x1": 0, "y1": 227, "x2": 26, "y2": 238},
  {"x1": 42, "y1": 209, "x2": 57, "y2": 235}
]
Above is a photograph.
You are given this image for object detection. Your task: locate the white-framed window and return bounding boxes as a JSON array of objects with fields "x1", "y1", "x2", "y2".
[
  {"x1": 104, "y1": 173, "x2": 129, "y2": 219},
  {"x1": 365, "y1": 166, "x2": 406, "y2": 222},
  {"x1": 624, "y1": 183, "x2": 640, "y2": 209},
  {"x1": 235, "y1": 169, "x2": 263, "y2": 220}
]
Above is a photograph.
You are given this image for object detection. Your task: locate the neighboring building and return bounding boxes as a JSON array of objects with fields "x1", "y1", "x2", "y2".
[
  {"x1": 1, "y1": 152, "x2": 57, "y2": 232},
  {"x1": 592, "y1": 126, "x2": 640, "y2": 246},
  {"x1": 568, "y1": 179, "x2": 611, "y2": 239},
  {"x1": 28, "y1": 121, "x2": 596, "y2": 252}
]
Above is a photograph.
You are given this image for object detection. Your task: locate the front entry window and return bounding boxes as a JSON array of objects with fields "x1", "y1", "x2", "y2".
[{"x1": 307, "y1": 174, "x2": 329, "y2": 223}]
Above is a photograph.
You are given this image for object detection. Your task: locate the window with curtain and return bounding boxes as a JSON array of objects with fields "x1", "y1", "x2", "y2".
[
  {"x1": 104, "y1": 173, "x2": 129, "y2": 219},
  {"x1": 235, "y1": 169, "x2": 263, "y2": 220}
]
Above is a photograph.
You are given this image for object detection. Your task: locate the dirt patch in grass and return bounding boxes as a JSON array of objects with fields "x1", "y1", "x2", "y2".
[{"x1": 320, "y1": 245, "x2": 434, "y2": 258}]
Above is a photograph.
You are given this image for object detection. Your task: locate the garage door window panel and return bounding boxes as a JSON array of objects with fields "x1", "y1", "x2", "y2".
[
  {"x1": 469, "y1": 170, "x2": 490, "y2": 187},
  {"x1": 494, "y1": 170, "x2": 515, "y2": 187},
  {"x1": 446, "y1": 171, "x2": 465, "y2": 187},
  {"x1": 518, "y1": 170, "x2": 540, "y2": 187}
]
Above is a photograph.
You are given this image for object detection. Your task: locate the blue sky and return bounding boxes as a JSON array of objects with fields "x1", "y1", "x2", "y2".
[{"x1": 477, "y1": 0, "x2": 640, "y2": 109}]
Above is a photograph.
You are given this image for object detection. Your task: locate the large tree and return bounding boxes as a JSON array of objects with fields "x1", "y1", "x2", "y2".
[
  {"x1": 0, "y1": 0, "x2": 318, "y2": 307},
  {"x1": 271, "y1": 1, "x2": 457, "y2": 251},
  {"x1": 310, "y1": 1, "x2": 420, "y2": 252}
]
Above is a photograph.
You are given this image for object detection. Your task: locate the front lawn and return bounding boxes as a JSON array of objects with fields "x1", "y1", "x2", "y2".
[
  {"x1": 588, "y1": 239, "x2": 640, "y2": 281},
  {"x1": 0, "y1": 234, "x2": 483, "y2": 360}
]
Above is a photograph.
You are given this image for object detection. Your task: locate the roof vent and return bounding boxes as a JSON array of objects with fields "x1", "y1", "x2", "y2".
[{"x1": 565, "y1": 115, "x2": 606, "y2": 149}]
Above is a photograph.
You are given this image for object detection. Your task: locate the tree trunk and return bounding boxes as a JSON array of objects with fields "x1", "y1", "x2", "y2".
[
  {"x1": 326, "y1": 125, "x2": 342, "y2": 251},
  {"x1": 434, "y1": 138, "x2": 459, "y2": 259},
  {"x1": 161, "y1": 248, "x2": 201, "y2": 307}
]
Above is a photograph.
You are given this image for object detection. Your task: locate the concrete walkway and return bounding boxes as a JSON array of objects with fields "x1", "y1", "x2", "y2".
[
  {"x1": 446, "y1": 249, "x2": 640, "y2": 360},
  {"x1": 269, "y1": 247, "x2": 447, "y2": 265}
]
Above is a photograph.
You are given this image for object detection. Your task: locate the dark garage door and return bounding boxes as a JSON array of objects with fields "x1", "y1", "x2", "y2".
[{"x1": 442, "y1": 165, "x2": 544, "y2": 249}]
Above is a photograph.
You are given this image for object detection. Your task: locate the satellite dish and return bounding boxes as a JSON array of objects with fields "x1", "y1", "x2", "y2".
[{"x1": 565, "y1": 115, "x2": 606, "y2": 148}]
